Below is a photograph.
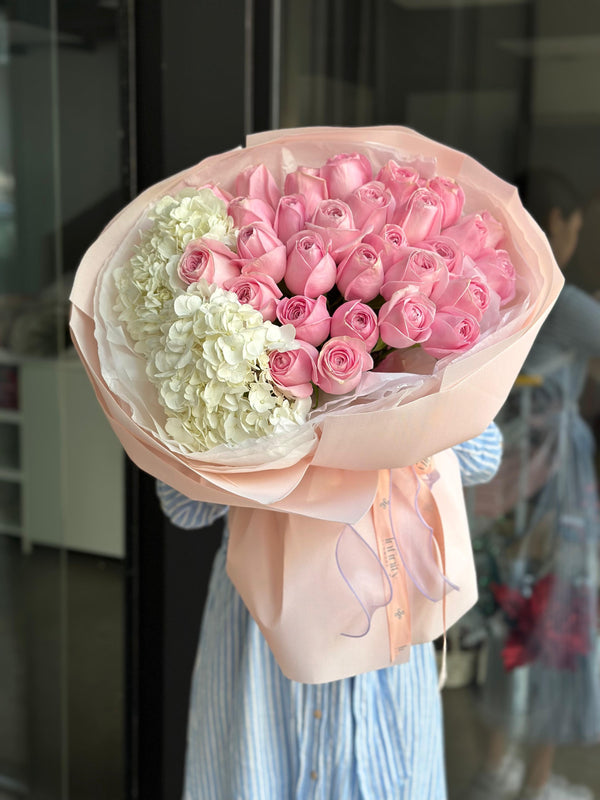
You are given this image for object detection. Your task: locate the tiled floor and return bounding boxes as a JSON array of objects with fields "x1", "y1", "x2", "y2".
[{"x1": 443, "y1": 669, "x2": 600, "y2": 800}]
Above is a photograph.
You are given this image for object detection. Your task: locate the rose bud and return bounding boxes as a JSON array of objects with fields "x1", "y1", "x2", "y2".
[
  {"x1": 376, "y1": 160, "x2": 420, "y2": 211},
  {"x1": 240, "y1": 248, "x2": 287, "y2": 284},
  {"x1": 237, "y1": 221, "x2": 287, "y2": 282},
  {"x1": 480, "y1": 211, "x2": 505, "y2": 249},
  {"x1": 285, "y1": 230, "x2": 337, "y2": 297},
  {"x1": 276, "y1": 295, "x2": 331, "y2": 346},
  {"x1": 431, "y1": 275, "x2": 490, "y2": 320},
  {"x1": 378, "y1": 287, "x2": 436, "y2": 349},
  {"x1": 195, "y1": 182, "x2": 234, "y2": 204},
  {"x1": 223, "y1": 273, "x2": 282, "y2": 321},
  {"x1": 427, "y1": 176, "x2": 465, "y2": 228},
  {"x1": 274, "y1": 194, "x2": 307, "y2": 243},
  {"x1": 474, "y1": 248, "x2": 516, "y2": 305},
  {"x1": 346, "y1": 181, "x2": 395, "y2": 235},
  {"x1": 330, "y1": 301, "x2": 379, "y2": 351},
  {"x1": 443, "y1": 212, "x2": 505, "y2": 259},
  {"x1": 421, "y1": 307, "x2": 480, "y2": 359},
  {"x1": 228, "y1": 196, "x2": 275, "y2": 228},
  {"x1": 177, "y1": 238, "x2": 240, "y2": 287},
  {"x1": 382, "y1": 248, "x2": 449, "y2": 299},
  {"x1": 235, "y1": 164, "x2": 281, "y2": 209},
  {"x1": 307, "y1": 199, "x2": 363, "y2": 261},
  {"x1": 315, "y1": 336, "x2": 373, "y2": 395},
  {"x1": 363, "y1": 224, "x2": 409, "y2": 271},
  {"x1": 416, "y1": 235, "x2": 466, "y2": 276},
  {"x1": 284, "y1": 167, "x2": 328, "y2": 217},
  {"x1": 336, "y1": 243, "x2": 384, "y2": 302},
  {"x1": 319, "y1": 152, "x2": 372, "y2": 200},
  {"x1": 395, "y1": 187, "x2": 443, "y2": 244},
  {"x1": 311, "y1": 198, "x2": 355, "y2": 230},
  {"x1": 237, "y1": 221, "x2": 283, "y2": 259},
  {"x1": 269, "y1": 341, "x2": 318, "y2": 399}
]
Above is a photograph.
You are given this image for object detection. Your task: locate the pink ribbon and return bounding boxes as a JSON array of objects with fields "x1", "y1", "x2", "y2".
[{"x1": 336, "y1": 463, "x2": 458, "y2": 657}]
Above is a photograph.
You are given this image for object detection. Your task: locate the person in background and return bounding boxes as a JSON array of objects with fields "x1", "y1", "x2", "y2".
[
  {"x1": 469, "y1": 170, "x2": 600, "y2": 800},
  {"x1": 158, "y1": 424, "x2": 503, "y2": 800}
]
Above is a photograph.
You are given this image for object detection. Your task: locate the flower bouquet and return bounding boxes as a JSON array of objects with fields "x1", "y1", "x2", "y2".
[{"x1": 70, "y1": 126, "x2": 563, "y2": 683}]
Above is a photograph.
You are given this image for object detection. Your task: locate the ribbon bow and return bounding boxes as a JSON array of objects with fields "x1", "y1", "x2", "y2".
[{"x1": 336, "y1": 459, "x2": 458, "y2": 663}]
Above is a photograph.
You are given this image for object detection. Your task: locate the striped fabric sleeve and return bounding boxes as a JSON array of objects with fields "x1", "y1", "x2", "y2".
[
  {"x1": 156, "y1": 480, "x2": 228, "y2": 530},
  {"x1": 451, "y1": 421, "x2": 503, "y2": 487}
]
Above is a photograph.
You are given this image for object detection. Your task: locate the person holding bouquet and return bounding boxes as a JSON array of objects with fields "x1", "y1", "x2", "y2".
[
  {"x1": 157, "y1": 422, "x2": 502, "y2": 800},
  {"x1": 469, "y1": 170, "x2": 600, "y2": 800},
  {"x1": 67, "y1": 126, "x2": 564, "y2": 798}
]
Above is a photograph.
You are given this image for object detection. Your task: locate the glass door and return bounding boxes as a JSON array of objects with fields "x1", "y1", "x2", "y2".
[{"x1": 0, "y1": 1, "x2": 129, "y2": 796}]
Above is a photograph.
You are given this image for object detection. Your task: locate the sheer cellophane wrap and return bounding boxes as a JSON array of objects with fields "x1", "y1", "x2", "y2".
[{"x1": 70, "y1": 126, "x2": 564, "y2": 683}]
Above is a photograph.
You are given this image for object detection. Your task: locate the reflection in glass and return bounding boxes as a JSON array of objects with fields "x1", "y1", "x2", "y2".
[{"x1": 0, "y1": 2, "x2": 126, "y2": 797}]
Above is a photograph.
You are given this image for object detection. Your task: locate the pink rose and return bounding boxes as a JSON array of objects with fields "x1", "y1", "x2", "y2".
[
  {"x1": 269, "y1": 341, "x2": 318, "y2": 399},
  {"x1": 194, "y1": 182, "x2": 233, "y2": 204},
  {"x1": 378, "y1": 288, "x2": 436, "y2": 349},
  {"x1": 376, "y1": 160, "x2": 420, "y2": 210},
  {"x1": 427, "y1": 176, "x2": 465, "y2": 228},
  {"x1": 284, "y1": 168, "x2": 328, "y2": 217},
  {"x1": 319, "y1": 152, "x2": 372, "y2": 200},
  {"x1": 237, "y1": 221, "x2": 287, "y2": 282},
  {"x1": 363, "y1": 224, "x2": 409, "y2": 271},
  {"x1": 276, "y1": 295, "x2": 331, "y2": 346},
  {"x1": 336, "y1": 243, "x2": 384, "y2": 302},
  {"x1": 177, "y1": 238, "x2": 240, "y2": 286},
  {"x1": 307, "y1": 199, "x2": 363, "y2": 261},
  {"x1": 223, "y1": 274, "x2": 282, "y2": 321},
  {"x1": 346, "y1": 181, "x2": 395, "y2": 234},
  {"x1": 416, "y1": 235, "x2": 466, "y2": 276},
  {"x1": 465, "y1": 278, "x2": 491, "y2": 319},
  {"x1": 432, "y1": 275, "x2": 490, "y2": 320},
  {"x1": 330, "y1": 301, "x2": 379, "y2": 351},
  {"x1": 311, "y1": 198, "x2": 355, "y2": 230},
  {"x1": 473, "y1": 248, "x2": 516, "y2": 305},
  {"x1": 480, "y1": 211, "x2": 505, "y2": 249},
  {"x1": 443, "y1": 212, "x2": 505, "y2": 259},
  {"x1": 395, "y1": 187, "x2": 443, "y2": 244},
  {"x1": 274, "y1": 194, "x2": 307, "y2": 243},
  {"x1": 422, "y1": 308, "x2": 480, "y2": 359},
  {"x1": 285, "y1": 230, "x2": 337, "y2": 297},
  {"x1": 240, "y1": 249, "x2": 287, "y2": 284},
  {"x1": 235, "y1": 164, "x2": 281, "y2": 209},
  {"x1": 237, "y1": 221, "x2": 283, "y2": 259},
  {"x1": 382, "y1": 248, "x2": 449, "y2": 299},
  {"x1": 228, "y1": 196, "x2": 275, "y2": 228},
  {"x1": 315, "y1": 336, "x2": 373, "y2": 395}
]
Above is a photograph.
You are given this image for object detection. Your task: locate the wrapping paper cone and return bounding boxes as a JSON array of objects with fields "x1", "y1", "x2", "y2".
[
  {"x1": 70, "y1": 126, "x2": 564, "y2": 682},
  {"x1": 228, "y1": 449, "x2": 475, "y2": 683}
]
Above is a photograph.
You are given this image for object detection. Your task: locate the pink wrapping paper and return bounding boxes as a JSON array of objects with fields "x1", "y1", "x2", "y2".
[
  {"x1": 228, "y1": 449, "x2": 476, "y2": 683},
  {"x1": 70, "y1": 126, "x2": 564, "y2": 683}
]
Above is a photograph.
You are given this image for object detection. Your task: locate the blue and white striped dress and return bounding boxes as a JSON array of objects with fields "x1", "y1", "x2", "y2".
[{"x1": 157, "y1": 424, "x2": 502, "y2": 800}]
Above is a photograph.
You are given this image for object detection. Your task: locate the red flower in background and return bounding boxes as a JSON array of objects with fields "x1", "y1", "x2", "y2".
[{"x1": 492, "y1": 575, "x2": 592, "y2": 672}]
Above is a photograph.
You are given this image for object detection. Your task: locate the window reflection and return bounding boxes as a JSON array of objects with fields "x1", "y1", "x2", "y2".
[{"x1": 0, "y1": 2, "x2": 126, "y2": 797}]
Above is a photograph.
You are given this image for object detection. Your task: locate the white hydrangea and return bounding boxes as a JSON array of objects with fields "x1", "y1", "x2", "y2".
[
  {"x1": 114, "y1": 187, "x2": 236, "y2": 357},
  {"x1": 112, "y1": 188, "x2": 311, "y2": 452},
  {"x1": 146, "y1": 283, "x2": 309, "y2": 452}
]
